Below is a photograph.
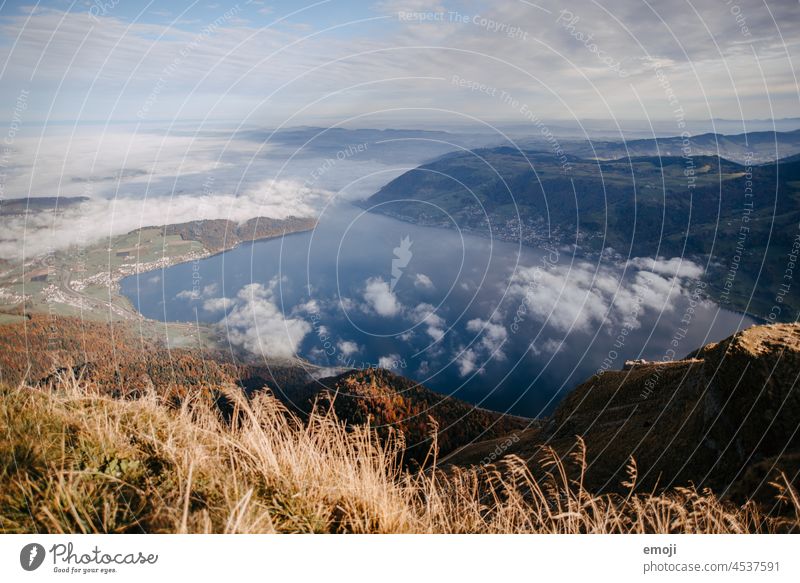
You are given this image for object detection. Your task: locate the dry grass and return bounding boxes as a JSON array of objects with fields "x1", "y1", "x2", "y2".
[{"x1": 1, "y1": 373, "x2": 797, "y2": 534}]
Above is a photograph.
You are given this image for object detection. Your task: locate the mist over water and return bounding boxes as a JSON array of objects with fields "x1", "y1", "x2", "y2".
[{"x1": 121, "y1": 203, "x2": 754, "y2": 417}]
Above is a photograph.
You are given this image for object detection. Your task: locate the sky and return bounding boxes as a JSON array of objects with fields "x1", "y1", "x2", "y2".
[{"x1": 0, "y1": 0, "x2": 798, "y2": 126}]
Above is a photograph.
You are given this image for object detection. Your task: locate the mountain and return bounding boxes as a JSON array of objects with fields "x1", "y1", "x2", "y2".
[
  {"x1": 444, "y1": 322, "x2": 800, "y2": 505},
  {"x1": 562, "y1": 129, "x2": 800, "y2": 164},
  {"x1": 365, "y1": 145, "x2": 800, "y2": 321},
  {"x1": 287, "y1": 368, "x2": 529, "y2": 465}
]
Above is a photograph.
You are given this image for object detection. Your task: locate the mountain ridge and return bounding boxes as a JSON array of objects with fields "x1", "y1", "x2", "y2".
[{"x1": 444, "y1": 322, "x2": 800, "y2": 505}]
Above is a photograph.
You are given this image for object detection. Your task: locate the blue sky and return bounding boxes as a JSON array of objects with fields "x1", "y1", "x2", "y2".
[{"x1": 0, "y1": 0, "x2": 798, "y2": 126}]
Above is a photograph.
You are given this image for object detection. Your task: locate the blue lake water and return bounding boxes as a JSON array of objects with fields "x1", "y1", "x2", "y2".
[{"x1": 121, "y1": 203, "x2": 755, "y2": 417}]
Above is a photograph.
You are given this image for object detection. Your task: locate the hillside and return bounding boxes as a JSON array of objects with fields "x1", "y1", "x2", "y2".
[
  {"x1": 160, "y1": 216, "x2": 317, "y2": 254},
  {"x1": 291, "y1": 368, "x2": 528, "y2": 464},
  {"x1": 0, "y1": 316, "x2": 798, "y2": 532},
  {"x1": 5, "y1": 372, "x2": 795, "y2": 533},
  {"x1": 365, "y1": 146, "x2": 800, "y2": 320},
  {"x1": 0, "y1": 315, "x2": 518, "y2": 466},
  {"x1": 444, "y1": 323, "x2": 800, "y2": 506},
  {"x1": 0, "y1": 314, "x2": 308, "y2": 401}
]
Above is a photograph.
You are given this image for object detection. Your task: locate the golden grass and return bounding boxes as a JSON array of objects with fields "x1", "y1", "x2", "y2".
[{"x1": 1, "y1": 373, "x2": 797, "y2": 534}]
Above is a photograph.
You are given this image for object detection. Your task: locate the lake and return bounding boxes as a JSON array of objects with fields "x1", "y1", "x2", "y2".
[{"x1": 121, "y1": 203, "x2": 755, "y2": 417}]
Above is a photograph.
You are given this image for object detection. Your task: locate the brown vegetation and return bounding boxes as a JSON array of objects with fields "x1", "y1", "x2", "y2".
[
  {"x1": 1, "y1": 373, "x2": 797, "y2": 534},
  {"x1": 446, "y1": 323, "x2": 800, "y2": 509},
  {"x1": 294, "y1": 368, "x2": 528, "y2": 465}
]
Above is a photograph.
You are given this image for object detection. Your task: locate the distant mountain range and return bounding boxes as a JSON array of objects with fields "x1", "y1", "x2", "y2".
[
  {"x1": 241, "y1": 126, "x2": 499, "y2": 165},
  {"x1": 559, "y1": 129, "x2": 800, "y2": 164},
  {"x1": 365, "y1": 131, "x2": 800, "y2": 321}
]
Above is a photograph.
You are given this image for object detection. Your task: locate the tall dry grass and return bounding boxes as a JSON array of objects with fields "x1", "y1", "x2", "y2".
[{"x1": 1, "y1": 372, "x2": 797, "y2": 533}]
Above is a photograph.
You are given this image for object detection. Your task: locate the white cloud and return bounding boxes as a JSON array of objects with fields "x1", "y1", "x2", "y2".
[
  {"x1": 337, "y1": 340, "x2": 359, "y2": 357},
  {"x1": 222, "y1": 278, "x2": 311, "y2": 360},
  {"x1": 531, "y1": 337, "x2": 565, "y2": 357},
  {"x1": 412, "y1": 302, "x2": 446, "y2": 342},
  {"x1": 413, "y1": 273, "x2": 434, "y2": 289},
  {"x1": 2, "y1": 1, "x2": 796, "y2": 124},
  {"x1": 453, "y1": 317, "x2": 509, "y2": 378},
  {"x1": 378, "y1": 353, "x2": 402, "y2": 370},
  {"x1": 293, "y1": 299, "x2": 320, "y2": 315},
  {"x1": 508, "y1": 257, "x2": 706, "y2": 334},
  {"x1": 457, "y1": 348, "x2": 482, "y2": 377},
  {"x1": 177, "y1": 282, "x2": 220, "y2": 301},
  {"x1": 466, "y1": 318, "x2": 509, "y2": 360},
  {"x1": 201, "y1": 283, "x2": 220, "y2": 297},
  {"x1": 627, "y1": 257, "x2": 704, "y2": 280},
  {"x1": 203, "y1": 297, "x2": 233, "y2": 312},
  {"x1": 363, "y1": 277, "x2": 402, "y2": 317}
]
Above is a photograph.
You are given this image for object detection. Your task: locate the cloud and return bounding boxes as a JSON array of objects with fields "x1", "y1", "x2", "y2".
[
  {"x1": 363, "y1": 277, "x2": 402, "y2": 317},
  {"x1": 0, "y1": 178, "x2": 330, "y2": 261},
  {"x1": 1, "y1": 2, "x2": 797, "y2": 124},
  {"x1": 292, "y1": 299, "x2": 321, "y2": 315},
  {"x1": 466, "y1": 318, "x2": 509, "y2": 360},
  {"x1": 457, "y1": 348, "x2": 482, "y2": 377},
  {"x1": 378, "y1": 353, "x2": 403, "y2": 370},
  {"x1": 627, "y1": 257, "x2": 704, "y2": 280},
  {"x1": 412, "y1": 302, "x2": 446, "y2": 342},
  {"x1": 508, "y1": 257, "x2": 706, "y2": 335},
  {"x1": 337, "y1": 340, "x2": 359, "y2": 357},
  {"x1": 413, "y1": 273, "x2": 435, "y2": 289},
  {"x1": 417, "y1": 360, "x2": 430, "y2": 375},
  {"x1": 530, "y1": 337, "x2": 565, "y2": 357},
  {"x1": 453, "y1": 316, "x2": 509, "y2": 378},
  {"x1": 177, "y1": 283, "x2": 220, "y2": 301},
  {"x1": 202, "y1": 297, "x2": 233, "y2": 313},
  {"x1": 222, "y1": 278, "x2": 311, "y2": 360}
]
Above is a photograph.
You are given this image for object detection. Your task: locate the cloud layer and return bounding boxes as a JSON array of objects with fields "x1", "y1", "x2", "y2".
[
  {"x1": 0, "y1": 178, "x2": 329, "y2": 261},
  {"x1": 0, "y1": 1, "x2": 797, "y2": 123}
]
